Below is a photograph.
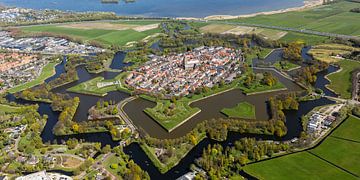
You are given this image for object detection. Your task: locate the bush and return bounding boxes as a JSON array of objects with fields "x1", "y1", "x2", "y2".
[{"x1": 110, "y1": 163, "x2": 118, "y2": 169}]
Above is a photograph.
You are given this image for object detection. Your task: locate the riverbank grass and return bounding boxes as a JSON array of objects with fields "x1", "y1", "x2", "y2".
[
  {"x1": 238, "y1": 81, "x2": 286, "y2": 95},
  {"x1": 308, "y1": 44, "x2": 360, "y2": 63},
  {"x1": 327, "y1": 60, "x2": 360, "y2": 99},
  {"x1": 7, "y1": 62, "x2": 58, "y2": 94},
  {"x1": 221, "y1": 102, "x2": 256, "y2": 119}
]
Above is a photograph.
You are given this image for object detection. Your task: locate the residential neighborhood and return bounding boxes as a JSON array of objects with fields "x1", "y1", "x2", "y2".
[
  {"x1": 125, "y1": 46, "x2": 243, "y2": 97},
  {"x1": 0, "y1": 31, "x2": 104, "y2": 55}
]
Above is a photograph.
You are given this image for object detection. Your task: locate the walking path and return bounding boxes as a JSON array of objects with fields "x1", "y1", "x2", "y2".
[{"x1": 117, "y1": 96, "x2": 138, "y2": 133}]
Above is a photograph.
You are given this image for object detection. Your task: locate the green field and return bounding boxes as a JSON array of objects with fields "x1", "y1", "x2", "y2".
[
  {"x1": 67, "y1": 72, "x2": 130, "y2": 96},
  {"x1": 327, "y1": 60, "x2": 360, "y2": 99},
  {"x1": 244, "y1": 152, "x2": 355, "y2": 180},
  {"x1": 221, "y1": 102, "x2": 256, "y2": 119},
  {"x1": 7, "y1": 62, "x2": 58, "y2": 94},
  {"x1": 244, "y1": 115, "x2": 360, "y2": 179},
  {"x1": 0, "y1": 104, "x2": 22, "y2": 113},
  {"x1": 331, "y1": 115, "x2": 360, "y2": 141},
  {"x1": 21, "y1": 25, "x2": 161, "y2": 46},
  {"x1": 280, "y1": 32, "x2": 329, "y2": 45},
  {"x1": 229, "y1": 1, "x2": 360, "y2": 37},
  {"x1": 67, "y1": 77, "x2": 118, "y2": 96},
  {"x1": 273, "y1": 61, "x2": 300, "y2": 71},
  {"x1": 144, "y1": 100, "x2": 201, "y2": 132},
  {"x1": 310, "y1": 137, "x2": 360, "y2": 176}
]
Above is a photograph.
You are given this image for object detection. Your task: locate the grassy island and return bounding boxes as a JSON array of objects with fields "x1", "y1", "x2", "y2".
[
  {"x1": 66, "y1": 73, "x2": 131, "y2": 96},
  {"x1": 144, "y1": 100, "x2": 201, "y2": 132},
  {"x1": 221, "y1": 102, "x2": 256, "y2": 119}
]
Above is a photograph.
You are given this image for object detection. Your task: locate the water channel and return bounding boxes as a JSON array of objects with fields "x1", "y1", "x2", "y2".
[{"x1": 5, "y1": 48, "x2": 339, "y2": 179}]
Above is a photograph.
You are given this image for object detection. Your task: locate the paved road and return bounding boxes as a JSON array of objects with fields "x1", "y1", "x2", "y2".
[{"x1": 117, "y1": 96, "x2": 138, "y2": 133}]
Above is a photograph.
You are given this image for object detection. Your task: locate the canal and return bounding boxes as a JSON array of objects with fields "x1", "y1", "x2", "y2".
[{"x1": 5, "y1": 48, "x2": 339, "y2": 179}]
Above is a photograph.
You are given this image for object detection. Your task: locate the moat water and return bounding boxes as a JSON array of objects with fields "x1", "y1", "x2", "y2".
[
  {"x1": 0, "y1": 0, "x2": 304, "y2": 18},
  {"x1": 5, "y1": 49, "x2": 338, "y2": 179}
]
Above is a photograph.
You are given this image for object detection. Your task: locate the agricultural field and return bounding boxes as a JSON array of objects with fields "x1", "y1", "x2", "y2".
[
  {"x1": 20, "y1": 22, "x2": 162, "y2": 46},
  {"x1": 327, "y1": 60, "x2": 360, "y2": 99},
  {"x1": 200, "y1": 24, "x2": 236, "y2": 34},
  {"x1": 244, "y1": 115, "x2": 360, "y2": 179},
  {"x1": 279, "y1": 32, "x2": 329, "y2": 45},
  {"x1": 200, "y1": 24, "x2": 287, "y2": 40},
  {"x1": 308, "y1": 44, "x2": 360, "y2": 63},
  {"x1": 7, "y1": 62, "x2": 58, "y2": 94},
  {"x1": 221, "y1": 102, "x2": 256, "y2": 119},
  {"x1": 228, "y1": 1, "x2": 360, "y2": 36}
]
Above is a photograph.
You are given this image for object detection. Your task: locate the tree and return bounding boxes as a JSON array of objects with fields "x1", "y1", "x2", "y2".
[
  {"x1": 283, "y1": 42, "x2": 303, "y2": 61},
  {"x1": 102, "y1": 145, "x2": 111, "y2": 154}
]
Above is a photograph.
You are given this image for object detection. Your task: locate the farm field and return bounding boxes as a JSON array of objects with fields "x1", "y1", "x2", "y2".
[
  {"x1": 200, "y1": 24, "x2": 287, "y2": 40},
  {"x1": 244, "y1": 115, "x2": 360, "y2": 180},
  {"x1": 221, "y1": 102, "x2": 256, "y2": 119},
  {"x1": 7, "y1": 62, "x2": 58, "y2": 94},
  {"x1": 20, "y1": 23, "x2": 162, "y2": 46},
  {"x1": 327, "y1": 60, "x2": 360, "y2": 99},
  {"x1": 228, "y1": 1, "x2": 360, "y2": 36}
]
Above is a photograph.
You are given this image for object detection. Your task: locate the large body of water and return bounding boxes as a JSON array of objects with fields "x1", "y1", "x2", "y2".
[{"x1": 0, "y1": 0, "x2": 304, "y2": 18}]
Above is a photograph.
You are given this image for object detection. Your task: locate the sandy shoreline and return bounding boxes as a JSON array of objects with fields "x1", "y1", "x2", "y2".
[{"x1": 177, "y1": 0, "x2": 323, "y2": 21}]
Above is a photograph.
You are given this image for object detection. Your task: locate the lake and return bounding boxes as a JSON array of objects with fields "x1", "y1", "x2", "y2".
[{"x1": 0, "y1": 0, "x2": 304, "y2": 18}]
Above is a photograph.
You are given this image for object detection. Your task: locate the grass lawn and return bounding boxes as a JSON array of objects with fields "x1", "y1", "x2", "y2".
[
  {"x1": 144, "y1": 100, "x2": 201, "y2": 132},
  {"x1": 310, "y1": 137, "x2": 360, "y2": 176},
  {"x1": 244, "y1": 152, "x2": 355, "y2": 180},
  {"x1": 0, "y1": 104, "x2": 22, "y2": 113},
  {"x1": 21, "y1": 25, "x2": 161, "y2": 46},
  {"x1": 7, "y1": 62, "x2": 58, "y2": 94},
  {"x1": 103, "y1": 154, "x2": 127, "y2": 179},
  {"x1": 273, "y1": 61, "x2": 300, "y2": 71},
  {"x1": 327, "y1": 60, "x2": 360, "y2": 99},
  {"x1": 330, "y1": 115, "x2": 360, "y2": 142},
  {"x1": 228, "y1": 1, "x2": 360, "y2": 37},
  {"x1": 279, "y1": 32, "x2": 329, "y2": 45},
  {"x1": 67, "y1": 77, "x2": 118, "y2": 96},
  {"x1": 221, "y1": 102, "x2": 256, "y2": 119}
]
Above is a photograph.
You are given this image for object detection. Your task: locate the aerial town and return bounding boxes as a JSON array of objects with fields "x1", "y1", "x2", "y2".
[
  {"x1": 0, "y1": 0, "x2": 360, "y2": 179},
  {"x1": 125, "y1": 46, "x2": 243, "y2": 97},
  {"x1": 0, "y1": 52, "x2": 46, "y2": 93}
]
